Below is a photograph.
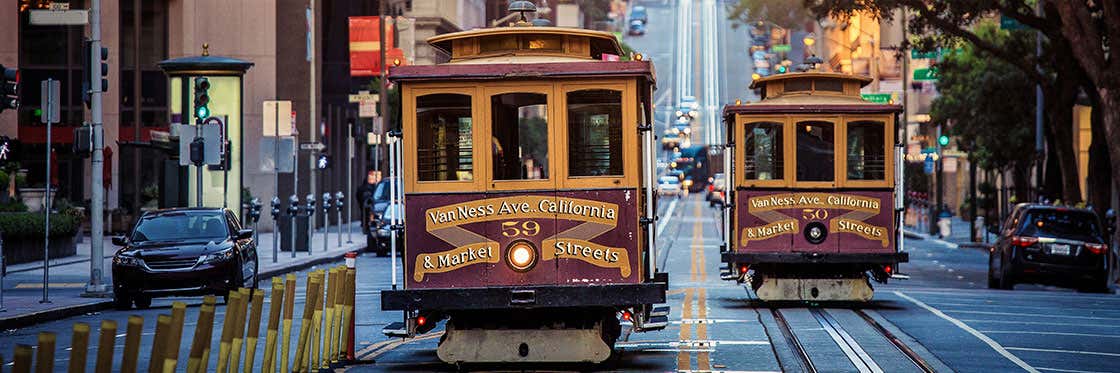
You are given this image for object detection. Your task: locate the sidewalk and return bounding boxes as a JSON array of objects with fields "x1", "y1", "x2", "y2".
[
  {"x1": 0, "y1": 222, "x2": 365, "y2": 329},
  {"x1": 902, "y1": 215, "x2": 992, "y2": 250}
]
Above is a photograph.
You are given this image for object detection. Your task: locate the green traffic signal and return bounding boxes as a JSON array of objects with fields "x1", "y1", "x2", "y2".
[
  {"x1": 777, "y1": 65, "x2": 787, "y2": 74},
  {"x1": 193, "y1": 77, "x2": 210, "y2": 120},
  {"x1": 938, "y1": 135, "x2": 950, "y2": 146},
  {"x1": 196, "y1": 105, "x2": 210, "y2": 119}
]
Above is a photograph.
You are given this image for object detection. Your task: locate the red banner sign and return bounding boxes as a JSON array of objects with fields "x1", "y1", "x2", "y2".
[{"x1": 349, "y1": 16, "x2": 405, "y2": 76}]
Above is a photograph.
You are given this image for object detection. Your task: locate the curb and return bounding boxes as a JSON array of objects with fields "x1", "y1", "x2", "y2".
[{"x1": 1, "y1": 243, "x2": 366, "y2": 330}]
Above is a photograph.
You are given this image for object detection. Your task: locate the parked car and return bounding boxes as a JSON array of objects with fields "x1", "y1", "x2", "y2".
[
  {"x1": 988, "y1": 204, "x2": 1114, "y2": 292},
  {"x1": 364, "y1": 177, "x2": 404, "y2": 256},
  {"x1": 658, "y1": 176, "x2": 682, "y2": 197},
  {"x1": 628, "y1": 20, "x2": 646, "y2": 36},
  {"x1": 112, "y1": 208, "x2": 258, "y2": 309},
  {"x1": 629, "y1": 5, "x2": 648, "y2": 24}
]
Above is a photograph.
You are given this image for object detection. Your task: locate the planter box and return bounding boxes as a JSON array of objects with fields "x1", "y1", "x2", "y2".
[
  {"x1": 2, "y1": 234, "x2": 77, "y2": 265},
  {"x1": 20, "y1": 187, "x2": 55, "y2": 213}
]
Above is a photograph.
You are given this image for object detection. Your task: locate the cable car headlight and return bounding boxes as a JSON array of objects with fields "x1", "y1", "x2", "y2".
[{"x1": 506, "y1": 241, "x2": 538, "y2": 272}]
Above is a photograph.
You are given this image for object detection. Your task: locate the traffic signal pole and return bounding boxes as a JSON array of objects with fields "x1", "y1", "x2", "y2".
[{"x1": 84, "y1": 0, "x2": 111, "y2": 296}]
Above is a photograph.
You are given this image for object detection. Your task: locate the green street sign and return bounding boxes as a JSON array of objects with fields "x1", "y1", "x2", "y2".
[
  {"x1": 911, "y1": 50, "x2": 939, "y2": 59},
  {"x1": 1000, "y1": 15, "x2": 1026, "y2": 30},
  {"x1": 861, "y1": 93, "x2": 894, "y2": 104},
  {"x1": 771, "y1": 44, "x2": 791, "y2": 53},
  {"x1": 913, "y1": 67, "x2": 939, "y2": 81}
]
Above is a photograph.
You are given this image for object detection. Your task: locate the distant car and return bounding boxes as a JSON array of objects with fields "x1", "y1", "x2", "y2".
[
  {"x1": 629, "y1": 5, "x2": 648, "y2": 24},
  {"x1": 707, "y1": 173, "x2": 726, "y2": 206},
  {"x1": 989, "y1": 204, "x2": 1112, "y2": 292},
  {"x1": 658, "y1": 176, "x2": 682, "y2": 197},
  {"x1": 112, "y1": 208, "x2": 258, "y2": 309},
  {"x1": 364, "y1": 177, "x2": 403, "y2": 256},
  {"x1": 628, "y1": 20, "x2": 646, "y2": 36}
]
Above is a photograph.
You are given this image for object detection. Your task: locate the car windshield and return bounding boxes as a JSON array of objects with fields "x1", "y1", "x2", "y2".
[
  {"x1": 1018, "y1": 209, "x2": 1102, "y2": 241},
  {"x1": 374, "y1": 180, "x2": 390, "y2": 202},
  {"x1": 131, "y1": 211, "x2": 229, "y2": 243},
  {"x1": 659, "y1": 176, "x2": 680, "y2": 184}
]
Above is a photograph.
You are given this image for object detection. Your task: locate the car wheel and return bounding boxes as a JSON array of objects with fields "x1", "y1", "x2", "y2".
[
  {"x1": 113, "y1": 292, "x2": 132, "y2": 310},
  {"x1": 134, "y1": 296, "x2": 152, "y2": 309},
  {"x1": 245, "y1": 256, "x2": 259, "y2": 290}
]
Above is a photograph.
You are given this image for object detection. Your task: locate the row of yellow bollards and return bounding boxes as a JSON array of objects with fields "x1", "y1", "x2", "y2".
[{"x1": 8, "y1": 263, "x2": 357, "y2": 373}]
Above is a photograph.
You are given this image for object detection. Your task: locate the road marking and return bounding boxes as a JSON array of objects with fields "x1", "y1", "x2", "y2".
[
  {"x1": 355, "y1": 331, "x2": 444, "y2": 360},
  {"x1": 928, "y1": 301, "x2": 1120, "y2": 313},
  {"x1": 894, "y1": 291, "x2": 1040, "y2": 373},
  {"x1": 960, "y1": 319, "x2": 1120, "y2": 328},
  {"x1": 943, "y1": 309, "x2": 1120, "y2": 321},
  {"x1": 675, "y1": 318, "x2": 758, "y2": 324},
  {"x1": 812, "y1": 309, "x2": 882, "y2": 373},
  {"x1": 1006, "y1": 347, "x2": 1120, "y2": 357},
  {"x1": 980, "y1": 330, "x2": 1120, "y2": 338},
  {"x1": 1036, "y1": 367, "x2": 1111, "y2": 373},
  {"x1": 657, "y1": 198, "x2": 679, "y2": 236},
  {"x1": 13, "y1": 282, "x2": 87, "y2": 289}
]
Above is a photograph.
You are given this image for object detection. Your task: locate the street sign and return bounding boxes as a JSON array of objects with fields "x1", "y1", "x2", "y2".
[
  {"x1": 300, "y1": 142, "x2": 326, "y2": 151},
  {"x1": 29, "y1": 9, "x2": 89, "y2": 25},
  {"x1": 262, "y1": 100, "x2": 293, "y2": 136},
  {"x1": 860, "y1": 93, "x2": 895, "y2": 104},
  {"x1": 1000, "y1": 15, "x2": 1027, "y2": 30},
  {"x1": 771, "y1": 44, "x2": 791, "y2": 53},
  {"x1": 359, "y1": 101, "x2": 377, "y2": 118},
  {"x1": 40, "y1": 80, "x2": 60, "y2": 124},
  {"x1": 913, "y1": 67, "x2": 938, "y2": 81},
  {"x1": 924, "y1": 154, "x2": 935, "y2": 175},
  {"x1": 177, "y1": 124, "x2": 223, "y2": 166},
  {"x1": 260, "y1": 136, "x2": 296, "y2": 173},
  {"x1": 348, "y1": 93, "x2": 379, "y2": 103},
  {"x1": 367, "y1": 132, "x2": 382, "y2": 145}
]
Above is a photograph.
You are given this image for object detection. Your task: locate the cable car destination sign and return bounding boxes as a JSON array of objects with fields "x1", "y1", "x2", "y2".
[{"x1": 741, "y1": 192, "x2": 890, "y2": 247}]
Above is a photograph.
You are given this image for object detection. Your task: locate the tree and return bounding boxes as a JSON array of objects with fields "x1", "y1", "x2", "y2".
[
  {"x1": 931, "y1": 21, "x2": 1034, "y2": 202},
  {"x1": 728, "y1": 0, "x2": 815, "y2": 30}
]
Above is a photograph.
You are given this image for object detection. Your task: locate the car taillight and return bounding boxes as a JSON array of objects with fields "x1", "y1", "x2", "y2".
[
  {"x1": 707, "y1": 185, "x2": 714, "y2": 192},
  {"x1": 1010, "y1": 236, "x2": 1038, "y2": 247},
  {"x1": 1085, "y1": 243, "x2": 1107, "y2": 255},
  {"x1": 884, "y1": 265, "x2": 892, "y2": 274}
]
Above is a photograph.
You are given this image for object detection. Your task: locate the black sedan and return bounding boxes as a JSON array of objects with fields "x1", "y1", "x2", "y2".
[
  {"x1": 364, "y1": 177, "x2": 402, "y2": 256},
  {"x1": 989, "y1": 204, "x2": 1112, "y2": 292},
  {"x1": 111, "y1": 208, "x2": 258, "y2": 309}
]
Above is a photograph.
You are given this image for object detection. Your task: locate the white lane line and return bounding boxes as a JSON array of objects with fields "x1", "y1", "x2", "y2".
[
  {"x1": 960, "y1": 319, "x2": 1120, "y2": 328},
  {"x1": 943, "y1": 309, "x2": 1120, "y2": 321},
  {"x1": 980, "y1": 330, "x2": 1120, "y2": 338},
  {"x1": 894, "y1": 291, "x2": 1040, "y2": 373},
  {"x1": 927, "y1": 301, "x2": 1120, "y2": 313},
  {"x1": 1006, "y1": 347, "x2": 1120, "y2": 357},
  {"x1": 657, "y1": 198, "x2": 679, "y2": 236},
  {"x1": 900, "y1": 289, "x2": 1120, "y2": 302},
  {"x1": 1037, "y1": 367, "x2": 1111, "y2": 373}
]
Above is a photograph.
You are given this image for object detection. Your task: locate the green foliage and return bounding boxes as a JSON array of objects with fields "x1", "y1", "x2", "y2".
[
  {"x1": 931, "y1": 21, "x2": 1034, "y2": 172},
  {"x1": 728, "y1": 0, "x2": 815, "y2": 30},
  {"x1": 0, "y1": 212, "x2": 81, "y2": 239},
  {"x1": 0, "y1": 201, "x2": 28, "y2": 212}
]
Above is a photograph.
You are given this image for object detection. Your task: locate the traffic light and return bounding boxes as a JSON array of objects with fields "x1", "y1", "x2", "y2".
[
  {"x1": 0, "y1": 65, "x2": 18, "y2": 112},
  {"x1": 776, "y1": 65, "x2": 787, "y2": 74},
  {"x1": 82, "y1": 39, "x2": 109, "y2": 108},
  {"x1": 937, "y1": 135, "x2": 950, "y2": 147},
  {"x1": 193, "y1": 77, "x2": 210, "y2": 121},
  {"x1": 189, "y1": 137, "x2": 205, "y2": 165}
]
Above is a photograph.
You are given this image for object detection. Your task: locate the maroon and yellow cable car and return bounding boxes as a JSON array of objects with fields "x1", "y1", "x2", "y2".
[
  {"x1": 720, "y1": 72, "x2": 908, "y2": 302},
  {"x1": 379, "y1": 7, "x2": 668, "y2": 364}
]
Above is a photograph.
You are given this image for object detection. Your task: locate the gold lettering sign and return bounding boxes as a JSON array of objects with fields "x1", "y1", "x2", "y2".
[
  {"x1": 426, "y1": 196, "x2": 618, "y2": 231},
  {"x1": 740, "y1": 219, "x2": 800, "y2": 246},
  {"x1": 413, "y1": 242, "x2": 500, "y2": 281},
  {"x1": 748, "y1": 193, "x2": 880, "y2": 213},
  {"x1": 543, "y1": 239, "x2": 631, "y2": 278},
  {"x1": 832, "y1": 219, "x2": 889, "y2": 247}
]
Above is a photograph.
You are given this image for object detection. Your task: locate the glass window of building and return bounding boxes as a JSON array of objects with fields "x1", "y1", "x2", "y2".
[
  {"x1": 491, "y1": 93, "x2": 548, "y2": 180},
  {"x1": 416, "y1": 94, "x2": 474, "y2": 182},
  {"x1": 796, "y1": 121, "x2": 835, "y2": 182},
  {"x1": 846, "y1": 120, "x2": 886, "y2": 180},
  {"x1": 744, "y1": 121, "x2": 784, "y2": 181},
  {"x1": 567, "y1": 89, "x2": 622, "y2": 177}
]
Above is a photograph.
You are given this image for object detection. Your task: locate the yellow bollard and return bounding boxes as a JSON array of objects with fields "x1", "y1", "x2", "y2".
[
  {"x1": 68, "y1": 323, "x2": 91, "y2": 373},
  {"x1": 292, "y1": 272, "x2": 322, "y2": 373},
  {"x1": 262, "y1": 277, "x2": 285, "y2": 373},
  {"x1": 339, "y1": 268, "x2": 355, "y2": 362},
  {"x1": 229, "y1": 287, "x2": 251, "y2": 373},
  {"x1": 186, "y1": 302, "x2": 216, "y2": 373},
  {"x1": 94, "y1": 320, "x2": 118, "y2": 373},
  {"x1": 310, "y1": 270, "x2": 326, "y2": 372},
  {"x1": 322, "y1": 267, "x2": 338, "y2": 369},
  {"x1": 13, "y1": 344, "x2": 32, "y2": 373},
  {"x1": 280, "y1": 274, "x2": 296, "y2": 373},
  {"x1": 198, "y1": 295, "x2": 217, "y2": 373},
  {"x1": 121, "y1": 316, "x2": 144, "y2": 373},
  {"x1": 35, "y1": 332, "x2": 55, "y2": 373},
  {"x1": 243, "y1": 290, "x2": 266, "y2": 373},
  {"x1": 216, "y1": 290, "x2": 243, "y2": 373},
  {"x1": 164, "y1": 301, "x2": 187, "y2": 371},
  {"x1": 148, "y1": 314, "x2": 172, "y2": 373}
]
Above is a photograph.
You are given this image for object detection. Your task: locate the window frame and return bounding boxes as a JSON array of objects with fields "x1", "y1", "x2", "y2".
[
  {"x1": 791, "y1": 116, "x2": 841, "y2": 188},
  {"x1": 737, "y1": 115, "x2": 790, "y2": 188},
  {"x1": 558, "y1": 81, "x2": 637, "y2": 189},
  {"x1": 839, "y1": 115, "x2": 894, "y2": 188},
  {"x1": 403, "y1": 84, "x2": 485, "y2": 194},
  {"x1": 483, "y1": 84, "x2": 558, "y2": 191}
]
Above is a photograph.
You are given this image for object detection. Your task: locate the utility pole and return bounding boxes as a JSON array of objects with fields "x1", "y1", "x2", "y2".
[
  {"x1": 84, "y1": 0, "x2": 110, "y2": 296},
  {"x1": 308, "y1": 0, "x2": 318, "y2": 235},
  {"x1": 1033, "y1": 0, "x2": 1044, "y2": 201},
  {"x1": 379, "y1": 0, "x2": 390, "y2": 173}
]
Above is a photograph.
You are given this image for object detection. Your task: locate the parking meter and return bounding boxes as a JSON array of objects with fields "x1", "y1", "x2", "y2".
[
  {"x1": 334, "y1": 191, "x2": 345, "y2": 246},
  {"x1": 249, "y1": 197, "x2": 262, "y2": 223},
  {"x1": 1107, "y1": 209, "x2": 1116, "y2": 236},
  {"x1": 287, "y1": 195, "x2": 300, "y2": 215},
  {"x1": 271, "y1": 197, "x2": 282, "y2": 217},
  {"x1": 322, "y1": 192, "x2": 333, "y2": 215},
  {"x1": 305, "y1": 194, "x2": 317, "y2": 216},
  {"x1": 334, "y1": 191, "x2": 344, "y2": 209}
]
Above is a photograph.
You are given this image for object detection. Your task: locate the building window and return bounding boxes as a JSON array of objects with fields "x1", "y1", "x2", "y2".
[
  {"x1": 744, "y1": 121, "x2": 783, "y2": 181},
  {"x1": 120, "y1": 0, "x2": 169, "y2": 129},
  {"x1": 796, "y1": 120, "x2": 834, "y2": 182},
  {"x1": 416, "y1": 94, "x2": 474, "y2": 182},
  {"x1": 567, "y1": 89, "x2": 622, "y2": 177},
  {"x1": 18, "y1": 2, "x2": 87, "y2": 127},
  {"x1": 491, "y1": 93, "x2": 548, "y2": 180},
  {"x1": 846, "y1": 120, "x2": 886, "y2": 180}
]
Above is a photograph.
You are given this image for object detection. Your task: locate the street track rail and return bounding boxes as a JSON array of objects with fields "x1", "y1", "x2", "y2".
[{"x1": 772, "y1": 308, "x2": 934, "y2": 373}]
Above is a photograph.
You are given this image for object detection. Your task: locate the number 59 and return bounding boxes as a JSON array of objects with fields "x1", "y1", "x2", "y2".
[{"x1": 501, "y1": 221, "x2": 541, "y2": 237}]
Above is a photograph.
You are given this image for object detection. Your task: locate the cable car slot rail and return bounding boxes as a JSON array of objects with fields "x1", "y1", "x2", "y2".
[{"x1": 771, "y1": 308, "x2": 934, "y2": 373}]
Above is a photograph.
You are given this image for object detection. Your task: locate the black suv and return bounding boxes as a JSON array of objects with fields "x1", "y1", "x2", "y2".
[
  {"x1": 989, "y1": 204, "x2": 1113, "y2": 292},
  {"x1": 112, "y1": 208, "x2": 258, "y2": 308},
  {"x1": 363, "y1": 177, "x2": 402, "y2": 256}
]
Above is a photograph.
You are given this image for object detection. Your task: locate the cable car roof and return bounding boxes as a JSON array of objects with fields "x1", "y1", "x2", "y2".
[{"x1": 427, "y1": 27, "x2": 625, "y2": 64}]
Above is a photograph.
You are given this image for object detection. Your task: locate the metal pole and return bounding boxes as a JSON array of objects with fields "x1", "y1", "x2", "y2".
[
  {"x1": 274, "y1": 103, "x2": 280, "y2": 263},
  {"x1": 309, "y1": 0, "x2": 318, "y2": 236},
  {"x1": 346, "y1": 122, "x2": 353, "y2": 243},
  {"x1": 323, "y1": 195, "x2": 329, "y2": 253},
  {"x1": 42, "y1": 78, "x2": 53, "y2": 304},
  {"x1": 389, "y1": 135, "x2": 397, "y2": 290},
  {"x1": 294, "y1": 132, "x2": 300, "y2": 256},
  {"x1": 85, "y1": 0, "x2": 110, "y2": 296},
  {"x1": 379, "y1": 4, "x2": 390, "y2": 173},
  {"x1": 196, "y1": 124, "x2": 203, "y2": 207},
  {"x1": 289, "y1": 195, "x2": 297, "y2": 259},
  {"x1": 337, "y1": 193, "x2": 342, "y2": 247},
  {"x1": 1, "y1": 234, "x2": 5, "y2": 312},
  {"x1": 1034, "y1": 3, "x2": 1044, "y2": 201}
]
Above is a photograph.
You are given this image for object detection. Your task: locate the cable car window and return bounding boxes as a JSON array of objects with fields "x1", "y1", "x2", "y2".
[
  {"x1": 567, "y1": 89, "x2": 622, "y2": 177},
  {"x1": 416, "y1": 94, "x2": 474, "y2": 182},
  {"x1": 743, "y1": 121, "x2": 783, "y2": 180},
  {"x1": 815, "y1": 78, "x2": 844, "y2": 92},
  {"x1": 786, "y1": 79, "x2": 811, "y2": 93},
  {"x1": 796, "y1": 121, "x2": 834, "y2": 182},
  {"x1": 846, "y1": 120, "x2": 886, "y2": 180},
  {"x1": 492, "y1": 93, "x2": 549, "y2": 180}
]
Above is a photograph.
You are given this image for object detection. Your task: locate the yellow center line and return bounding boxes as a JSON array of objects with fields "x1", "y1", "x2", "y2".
[
  {"x1": 679, "y1": 201, "x2": 713, "y2": 371},
  {"x1": 677, "y1": 288, "x2": 694, "y2": 371}
]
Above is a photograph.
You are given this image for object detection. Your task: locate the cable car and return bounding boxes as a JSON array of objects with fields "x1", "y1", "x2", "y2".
[
  {"x1": 379, "y1": 4, "x2": 668, "y2": 364},
  {"x1": 719, "y1": 71, "x2": 908, "y2": 301}
]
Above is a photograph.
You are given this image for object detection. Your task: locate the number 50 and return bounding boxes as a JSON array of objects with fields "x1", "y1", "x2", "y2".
[
  {"x1": 801, "y1": 209, "x2": 828, "y2": 220},
  {"x1": 501, "y1": 221, "x2": 541, "y2": 237}
]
